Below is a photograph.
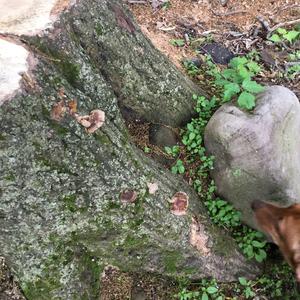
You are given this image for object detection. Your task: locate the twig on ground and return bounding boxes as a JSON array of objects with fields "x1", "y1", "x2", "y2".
[
  {"x1": 158, "y1": 26, "x2": 176, "y2": 32},
  {"x1": 212, "y1": 9, "x2": 247, "y2": 17},
  {"x1": 256, "y1": 16, "x2": 271, "y2": 32}
]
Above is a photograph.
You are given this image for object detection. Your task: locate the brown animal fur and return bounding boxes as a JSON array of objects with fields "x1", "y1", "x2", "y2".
[{"x1": 252, "y1": 200, "x2": 300, "y2": 281}]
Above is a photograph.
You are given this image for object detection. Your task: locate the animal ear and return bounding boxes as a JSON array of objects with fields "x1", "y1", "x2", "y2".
[{"x1": 252, "y1": 200, "x2": 285, "y2": 245}]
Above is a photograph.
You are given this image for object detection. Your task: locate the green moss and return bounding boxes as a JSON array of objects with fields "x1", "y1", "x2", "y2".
[
  {"x1": 22, "y1": 279, "x2": 62, "y2": 300},
  {"x1": 123, "y1": 234, "x2": 148, "y2": 249},
  {"x1": 106, "y1": 200, "x2": 121, "y2": 210},
  {"x1": 163, "y1": 251, "x2": 183, "y2": 274},
  {"x1": 182, "y1": 267, "x2": 199, "y2": 275},
  {"x1": 78, "y1": 250, "x2": 101, "y2": 299},
  {"x1": 209, "y1": 226, "x2": 235, "y2": 257},
  {"x1": 50, "y1": 121, "x2": 69, "y2": 136},
  {"x1": 0, "y1": 133, "x2": 6, "y2": 141},
  {"x1": 62, "y1": 194, "x2": 77, "y2": 212},
  {"x1": 4, "y1": 173, "x2": 15, "y2": 181},
  {"x1": 95, "y1": 24, "x2": 104, "y2": 36},
  {"x1": 94, "y1": 133, "x2": 111, "y2": 145},
  {"x1": 60, "y1": 61, "x2": 80, "y2": 86},
  {"x1": 37, "y1": 45, "x2": 80, "y2": 86}
]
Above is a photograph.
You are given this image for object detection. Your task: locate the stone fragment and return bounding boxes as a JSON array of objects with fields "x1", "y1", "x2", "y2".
[
  {"x1": 149, "y1": 124, "x2": 177, "y2": 147},
  {"x1": 201, "y1": 43, "x2": 234, "y2": 65}
]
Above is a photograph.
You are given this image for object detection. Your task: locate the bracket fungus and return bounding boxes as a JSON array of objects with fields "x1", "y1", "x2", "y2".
[
  {"x1": 169, "y1": 192, "x2": 189, "y2": 216},
  {"x1": 120, "y1": 190, "x2": 137, "y2": 204}
]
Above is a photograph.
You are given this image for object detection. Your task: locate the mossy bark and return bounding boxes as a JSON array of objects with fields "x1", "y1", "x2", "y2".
[{"x1": 0, "y1": 0, "x2": 259, "y2": 299}]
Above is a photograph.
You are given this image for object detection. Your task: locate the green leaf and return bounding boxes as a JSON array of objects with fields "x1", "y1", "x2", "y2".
[
  {"x1": 201, "y1": 292, "x2": 209, "y2": 300},
  {"x1": 255, "y1": 249, "x2": 267, "y2": 262},
  {"x1": 238, "y1": 277, "x2": 248, "y2": 286},
  {"x1": 269, "y1": 34, "x2": 281, "y2": 43},
  {"x1": 207, "y1": 286, "x2": 218, "y2": 294},
  {"x1": 144, "y1": 146, "x2": 151, "y2": 153},
  {"x1": 277, "y1": 27, "x2": 287, "y2": 35},
  {"x1": 171, "y1": 166, "x2": 178, "y2": 174},
  {"x1": 242, "y1": 79, "x2": 265, "y2": 93},
  {"x1": 187, "y1": 123, "x2": 194, "y2": 131},
  {"x1": 178, "y1": 165, "x2": 185, "y2": 174},
  {"x1": 223, "y1": 82, "x2": 240, "y2": 101},
  {"x1": 283, "y1": 30, "x2": 300, "y2": 43},
  {"x1": 237, "y1": 65, "x2": 250, "y2": 79},
  {"x1": 252, "y1": 240, "x2": 266, "y2": 248},
  {"x1": 215, "y1": 78, "x2": 230, "y2": 86},
  {"x1": 238, "y1": 92, "x2": 256, "y2": 110},
  {"x1": 165, "y1": 146, "x2": 172, "y2": 154},
  {"x1": 221, "y1": 69, "x2": 238, "y2": 80},
  {"x1": 246, "y1": 61, "x2": 261, "y2": 74},
  {"x1": 229, "y1": 57, "x2": 248, "y2": 68},
  {"x1": 189, "y1": 132, "x2": 196, "y2": 140},
  {"x1": 170, "y1": 39, "x2": 185, "y2": 47}
]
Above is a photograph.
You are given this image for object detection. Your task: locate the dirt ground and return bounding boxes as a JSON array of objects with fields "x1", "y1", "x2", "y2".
[{"x1": 129, "y1": 0, "x2": 299, "y2": 67}]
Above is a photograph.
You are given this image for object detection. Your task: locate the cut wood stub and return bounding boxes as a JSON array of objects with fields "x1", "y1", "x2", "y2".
[
  {"x1": 0, "y1": 0, "x2": 74, "y2": 105},
  {"x1": 0, "y1": 0, "x2": 73, "y2": 35},
  {"x1": 0, "y1": 38, "x2": 30, "y2": 105}
]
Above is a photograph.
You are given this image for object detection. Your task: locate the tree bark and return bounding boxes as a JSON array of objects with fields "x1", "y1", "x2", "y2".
[{"x1": 0, "y1": 0, "x2": 259, "y2": 299}]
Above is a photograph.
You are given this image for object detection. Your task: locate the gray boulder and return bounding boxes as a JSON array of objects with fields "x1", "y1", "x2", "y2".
[{"x1": 204, "y1": 86, "x2": 300, "y2": 228}]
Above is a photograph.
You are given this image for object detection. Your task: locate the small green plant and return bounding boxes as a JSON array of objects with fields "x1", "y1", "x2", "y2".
[
  {"x1": 176, "y1": 288, "x2": 200, "y2": 300},
  {"x1": 286, "y1": 64, "x2": 300, "y2": 79},
  {"x1": 204, "y1": 181, "x2": 267, "y2": 262},
  {"x1": 162, "y1": 0, "x2": 171, "y2": 10},
  {"x1": 205, "y1": 197, "x2": 241, "y2": 228},
  {"x1": 165, "y1": 145, "x2": 180, "y2": 157},
  {"x1": 182, "y1": 95, "x2": 216, "y2": 158},
  {"x1": 176, "y1": 279, "x2": 223, "y2": 300},
  {"x1": 238, "y1": 277, "x2": 256, "y2": 299},
  {"x1": 183, "y1": 61, "x2": 201, "y2": 76},
  {"x1": 171, "y1": 159, "x2": 185, "y2": 174},
  {"x1": 198, "y1": 279, "x2": 222, "y2": 300},
  {"x1": 214, "y1": 56, "x2": 264, "y2": 109},
  {"x1": 234, "y1": 227, "x2": 267, "y2": 262},
  {"x1": 269, "y1": 27, "x2": 300, "y2": 44},
  {"x1": 170, "y1": 39, "x2": 186, "y2": 47},
  {"x1": 144, "y1": 146, "x2": 151, "y2": 153},
  {"x1": 288, "y1": 50, "x2": 300, "y2": 61}
]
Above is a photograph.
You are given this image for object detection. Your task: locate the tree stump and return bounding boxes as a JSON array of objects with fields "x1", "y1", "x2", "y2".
[{"x1": 0, "y1": 0, "x2": 259, "y2": 298}]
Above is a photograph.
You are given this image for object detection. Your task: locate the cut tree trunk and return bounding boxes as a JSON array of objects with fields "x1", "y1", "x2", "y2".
[{"x1": 0, "y1": 0, "x2": 259, "y2": 299}]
